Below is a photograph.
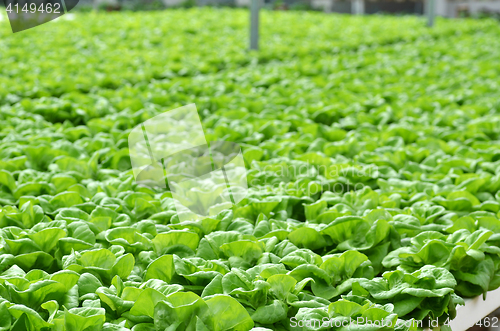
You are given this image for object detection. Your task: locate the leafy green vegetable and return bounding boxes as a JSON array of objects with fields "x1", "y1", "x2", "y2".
[{"x1": 0, "y1": 8, "x2": 500, "y2": 331}]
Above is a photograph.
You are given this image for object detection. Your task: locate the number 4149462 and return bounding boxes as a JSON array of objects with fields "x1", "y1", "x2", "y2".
[
  {"x1": 476, "y1": 317, "x2": 499, "y2": 328},
  {"x1": 5, "y1": 2, "x2": 61, "y2": 13},
  {"x1": 438, "y1": 316, "x2": 499, "y2": 328}
]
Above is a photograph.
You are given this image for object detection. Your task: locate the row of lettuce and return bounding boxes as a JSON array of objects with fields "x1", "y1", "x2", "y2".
[
  {"x1": 0, "y1": 10, "x2": 497, "y2": 101},
  {"x1": 2, "y1": 10, "x2": 500, "y2": 331},
  {"x1": 0, "y1": 197, "x2": 484, "y2": 330}
]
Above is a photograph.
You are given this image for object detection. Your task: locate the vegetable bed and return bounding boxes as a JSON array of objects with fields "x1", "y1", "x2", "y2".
[{"x1": 1, "y1": 8, "x2": 500, "y2": 331}]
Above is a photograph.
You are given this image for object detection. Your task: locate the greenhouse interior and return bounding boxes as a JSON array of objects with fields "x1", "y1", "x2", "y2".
[{"x1": 1, "y1": 0, "x2": 500, "y2": 330}]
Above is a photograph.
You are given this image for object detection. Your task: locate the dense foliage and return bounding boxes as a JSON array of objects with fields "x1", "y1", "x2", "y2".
[{"x1": 1, "y1": 8, "x2": 500, "y2": 331}]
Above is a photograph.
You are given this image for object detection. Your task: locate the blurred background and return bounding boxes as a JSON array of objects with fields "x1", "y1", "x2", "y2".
[{"x1": 79, "y1": 0, "x2": 500, "y2": 19}]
